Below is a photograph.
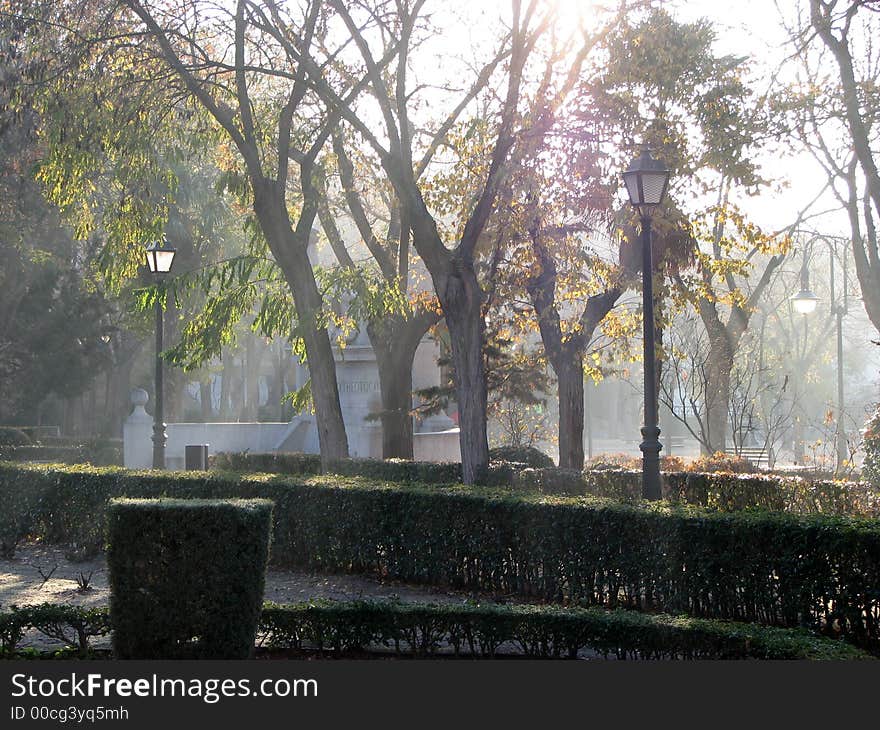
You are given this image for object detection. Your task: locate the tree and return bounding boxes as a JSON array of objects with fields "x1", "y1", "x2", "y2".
[
  {"x1": 581, "y1": 6, "x2": 782, "y2": 454},
  {"x1": 672, "y1": 208, "x2": 788, "y2": 452},
  {"x1": 0, "y1": 4, "x2": 118, "y2": 426},
  {"x1": 109, "y1": 0, "x2": 365, "y2": 463},
  {"x1": 315, "y1": 133, "x2": 441, "y2": 459},
  {"x1": 12, "y1": 0, "x2": 424, "y2": 463},
  {"x1": 301, "y1": 0, "x2": 582, "y2": 482},
  {"x1": 484, "y1": 9, "x2": 633, "y2": 471},
  {"x1": 776, "y1": 0, "x2": 880, "y2": 336}
]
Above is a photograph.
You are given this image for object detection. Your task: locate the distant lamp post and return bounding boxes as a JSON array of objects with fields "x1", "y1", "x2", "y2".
[
  {"x1": 791, "y1": 236, "x2": 849, "y2": 472},
  {"x1": 792, "y1": 268, "x2": 820, "y2": 315},
  {"x1": 145, "y1": 239, "x2": 177, "y2": 469},
  {"x1": 622, "y1": 149, "x2": 670, "y2": 500}
]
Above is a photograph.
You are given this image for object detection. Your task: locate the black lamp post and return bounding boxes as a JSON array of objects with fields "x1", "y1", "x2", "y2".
[
  {"x1": 622, "y1": 149, "x2": 670, "y2": 500},
  {"x1": 145, "y1": 239, "x2": 177, "y2": 469}
]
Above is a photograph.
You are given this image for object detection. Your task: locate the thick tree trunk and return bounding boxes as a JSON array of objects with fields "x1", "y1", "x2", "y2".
[
  {"x1": 252, "y1": 180, "x2": 348, "y2": 463},
  {"x1": 437, "y1": 266, "x2": 489, "y2": 484},
  {"x1": 705, "y1": 344, "x2": 733, "y2": 454},
  {"x1": 373, "y1": 339, "x2": 415, "y2": 459},
  {"x1": 556, "y1": 355, "x2": 585, "y2": 470},
  {"x1": 368, "y1": 313, "x2": 438, "y2": 460}
]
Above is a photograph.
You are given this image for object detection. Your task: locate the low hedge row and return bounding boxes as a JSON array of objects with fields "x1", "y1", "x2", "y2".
[
  {"x1": 3, "y1": 462, "x2": 880, "y2": 647},
  {"x1": 211, "y1": 452, "x2": 879, "y2": 517},
  {"x1": 0, "y1": 601, "x2": 868, "y2": 659},
  {"x1": 107, "y1": 498, "x2": 273, "y2": 659},
  {"x1": 211, "y1": 452, "x2": 464, "y2": 484},
  {"x1": 566, "y1": 469, "x2": 880, "y2": 517},
  {"x1": 0, "y1": 603, "x2": 111, "y2": 656},
  {"x1": 259, "y1": 600, "x2": 870, "y2": 659},
  {"x1": 0, "y1": 444, "x2": 122, "y2": 467}
]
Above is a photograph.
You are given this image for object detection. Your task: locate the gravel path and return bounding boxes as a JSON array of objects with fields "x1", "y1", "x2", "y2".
[{"x1": 0, "y1": 542, "x2": 476, "y2": 611}]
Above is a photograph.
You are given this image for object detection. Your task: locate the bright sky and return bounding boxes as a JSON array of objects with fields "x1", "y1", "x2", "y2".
[{"x1": 442, "y1": 0, "x2": 849, "y2": 235}]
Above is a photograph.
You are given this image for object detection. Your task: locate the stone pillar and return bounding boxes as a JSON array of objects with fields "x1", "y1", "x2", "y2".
[
  {"x1": 413, "y1": 336, "x2": 455, "y2": 432},
  {"x1": 123, "y1": 388, "x2": 153, "y2": 469}
]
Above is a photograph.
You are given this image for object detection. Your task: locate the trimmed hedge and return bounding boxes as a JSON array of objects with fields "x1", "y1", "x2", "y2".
[
  {"x1": 0, "y1": 601, "x2": 868, "y2": 660},
  {"x1": 0, "y1": 442, "x2": 122, "y2": 466},
  {"x1": 210, "y1": 452, "x2": 879, "y2": 517},
  {"x1": 4, "y1": 463, "x2": 880, "y2": 647},
  {"x1": 0, "y1": 603, "x2": 111, "y2": 656},
  {"x1": 504, "y1": 468, "x2": 880, "y2": 517},
  {"x1": 488, "y1": 445, "x2": 555, "y2": 468},
  {"x1": 211, "y1": 452, "x2": 463, "y2": 484},
  {"x1": 259, "y1": 600, "x2": 870, "y2": 660},
  {"x1": 107, "y1": 498, "x2": 273, "y2": 659}
]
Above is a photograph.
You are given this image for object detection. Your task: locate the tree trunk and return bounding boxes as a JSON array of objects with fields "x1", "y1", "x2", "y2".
[
  {"x1": 199, "y1": 378, "x2": 213, "y2": 421},
  {"x1": 240, "y1": 332, "x2": 265, "y2": 421},
  {"x1": 368, "y1": 312, "x2": 437, "y2": 460},
  {"x1": 219, "y1": 355, "x2": 235, "y2": 420},
  {"x1": 437, "y1": 266, "x2": 489, "y2": 484},
  {"x1": 705, "y1": 344, "x2": 733, "y2": 454},
  {"x1": 252, "y1": 180, "x2": 348, "y2": 463},
  {"x1": 556, "y1": 355, "x2": 585, "y2": 470},
  {"x1": 373, "y1": 339, "x2": 415, "y2": 459}
]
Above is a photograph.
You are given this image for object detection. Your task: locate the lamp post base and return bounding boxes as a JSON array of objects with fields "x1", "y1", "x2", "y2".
[{"x1": 640, "y1": 425, "x2": 662, "y2": 500}]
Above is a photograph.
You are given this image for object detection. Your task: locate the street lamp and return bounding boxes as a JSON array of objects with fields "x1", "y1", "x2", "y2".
[
  {"x1": 791, "y1": 235, "x2": 849, "y2": 472},
  {"x1": 145, "y1": 239, "x2": 177, "y2": 468},
  {"x1": 622, "y1": 149, "x2": 670, "y2": 500},
  {"x1": 792, "y1": 268, "x2": 819, "y2": 315}
]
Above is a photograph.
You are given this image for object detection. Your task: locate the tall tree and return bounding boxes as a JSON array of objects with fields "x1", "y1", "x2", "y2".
[
  {"x1": 316, "y1": 133, "x2": 441, "y2": 459},
  {"x1": 301, "y1": 0, "x2": 559, "y2": 482},
  {"x1": 778, "y1": 0, "x2": 880, "y2": 335},
  {"x1": 582, "y1": 6, "x2": 780, "y2": 453},
  {"x1": 114, "y1": 0, "x2": 364, "y2": 463}
]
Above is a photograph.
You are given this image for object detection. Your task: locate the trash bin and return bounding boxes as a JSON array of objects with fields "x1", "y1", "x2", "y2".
[{"x1": 185, "y1": 444, "x2": 209, "y2": 470}]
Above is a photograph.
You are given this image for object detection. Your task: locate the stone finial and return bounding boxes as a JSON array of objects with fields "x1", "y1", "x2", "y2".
[{"x1": 128, "y1": 388, "x2": 152, "y2": 422}]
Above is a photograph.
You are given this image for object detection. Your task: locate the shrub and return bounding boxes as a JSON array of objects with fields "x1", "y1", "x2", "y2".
[
  {"x1": 0, "y1": 604, "x2": 110, "y2": 657},
  {"x1": 489, "y1": 445, "x2": 555, "y2": 468},
  {"x1": 864, "y1": 405, "x2": 880, "y2": 486},
  {"x1": 0, "y1": 441, "x2": 122, "y2": 466},
  {"x1": 5, "y1": 463, "x2": 880, "y2": 648},
  {"x1": 107, "y1": 498, "x2": 273, "y2": 659},
  {"x1": 1, "y1": 600, "x2": 868, "y2": 659},
  {"x1": 0, "y1": 427, "x2": 32, "y2": 446},
  {"x1": 259, "y1": 600, "x2": 870, "y2": 660},
  {"x1": 585, "y1": 452, "x2": 640, "y2": 470},
  {"x1": 686, "y1": 452, "x2": 756, "y2": 474},
  {"x1": 661, "y1": 455, "x2": 687, "y2": 471},
  {"x1": 212, "y1": 451, "x2": 323, "y2": 476},
  {"x1": 212, "y1": 452, "x2": 463, "y2": 484},
  {"x1": 0, "y1": 471, "x2": 52, "y2": 558}
]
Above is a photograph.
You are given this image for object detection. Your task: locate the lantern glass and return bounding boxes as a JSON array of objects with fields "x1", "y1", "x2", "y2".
[
  {"x1": 145, "y1": 240, "x2": 177, "y2": 274},
  {"x1": 792, "y1": 289, "x2": 819, "y2": 315},
  {"x1": 622, "y1": 150, "x2": 670, "y2": 209}
]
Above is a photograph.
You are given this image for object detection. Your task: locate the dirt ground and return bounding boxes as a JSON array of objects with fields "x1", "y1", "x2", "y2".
[{"x1": 0, "y1": 542, "x2": 475, "y2": 611}]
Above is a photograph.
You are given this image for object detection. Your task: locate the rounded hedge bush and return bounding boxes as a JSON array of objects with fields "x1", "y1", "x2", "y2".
[{"x1": 489, "y1": 445, "x2": 554, "y2": 468}]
